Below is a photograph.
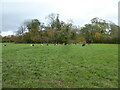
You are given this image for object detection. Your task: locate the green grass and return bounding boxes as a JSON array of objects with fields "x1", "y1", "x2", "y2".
[{"x1": 2, "y1": 43, "x2": 118, "y2": 88}]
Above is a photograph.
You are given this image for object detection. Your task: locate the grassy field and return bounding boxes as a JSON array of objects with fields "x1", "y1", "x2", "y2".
[{"x1": 2, "y1": 43, "x2": 118, "y2": 88}]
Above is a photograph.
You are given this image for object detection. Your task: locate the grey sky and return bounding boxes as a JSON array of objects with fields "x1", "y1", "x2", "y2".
[{"x1": 1, "y1": 0, "x2": 119, "y2": 36}]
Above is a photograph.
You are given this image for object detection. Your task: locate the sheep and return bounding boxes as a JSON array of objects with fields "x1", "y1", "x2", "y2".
[
  {"x1": 63, "y1": 42, "x2": 67, "y2": 45},
  {"x1": 40, "y1": 44, "x2": 43, "y2": 46},
  {"x1": 65, "y1": 42, "x2": 67, "y2": 45},
  {"x1": 30, "y1": 44, "x2": 34, "y2": 46},
  {"x1": 54, "y1": 43, "x2": 58, "y2": 45},
  {"x1": 46, "y1": 43, "x2": 49, "y2": 46},
  {"x1": 3, "y1": 45, "x2": 6, "y2": 46},
  {"x1": 82, "y1": 44, "x2": 85, "y2": 46}
]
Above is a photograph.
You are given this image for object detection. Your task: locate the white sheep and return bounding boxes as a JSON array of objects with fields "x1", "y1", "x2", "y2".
[
  {"x1": 3, "y1": 45, "x2": 6, "y2": 46},
  {"x1": 40, "y1": 44, "x2": 43, "y2": 46},
  {"x1": 30, "y1": 44, "x2": 34, "y2": 46}
]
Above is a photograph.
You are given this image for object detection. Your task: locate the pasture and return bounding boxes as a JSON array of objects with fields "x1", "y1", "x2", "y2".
[{"x1": 2, "y1": 43, "x2": 118, "y2": 88}]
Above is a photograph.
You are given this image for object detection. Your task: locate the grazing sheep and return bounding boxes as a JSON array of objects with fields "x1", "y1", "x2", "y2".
[
  {"x1": 63, "y1": 42, "x2": 67, "y2": 45},
  {"x1": 82, "y1": 44, "x2": 85, "y2": 46},
  {"x1": 40, "y1": 44, "x2": 43, "y2": 46},
  {"x1": 3, "y1": 45, "x2": 6, "y2": 46},
  {"x1": 64, "y1": 42, "x2": 67, "y2": 45},
  {"x1": 30, "y1": 44, "x2": 34, "y2": 46},
  {"x1": 46, "y1": 43, "x2": 48, "y2": 46},
  {"x1": 54, "y1": 43, "x2": 58, "y2": 45}
]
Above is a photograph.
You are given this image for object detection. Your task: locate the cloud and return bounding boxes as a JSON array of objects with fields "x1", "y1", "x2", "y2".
[
  {"x1": 1, "y1": 0, "x2": 119, "y2": 36},
  {"x1": 1, "y1": 31, "x2": 14, "y2": 36},
  {"x1": 2, "y1": 2, "x2": 55, "y2": 31}
]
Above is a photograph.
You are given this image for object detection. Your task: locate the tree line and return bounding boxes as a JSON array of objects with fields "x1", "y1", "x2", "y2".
[{"x1": 1, "y1": 13, "x2": 120, "y2": 44}]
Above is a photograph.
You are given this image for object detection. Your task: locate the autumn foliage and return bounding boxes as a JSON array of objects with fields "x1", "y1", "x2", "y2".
[{"x1": 2, "y1": 14, "x2": 120, "y2": 44}]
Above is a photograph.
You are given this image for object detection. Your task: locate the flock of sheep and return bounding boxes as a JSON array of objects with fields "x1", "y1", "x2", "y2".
[
  {"x1": 3, "y1": 43, "x2": 86, "y2": 47},
  {"x1": 30, "y1": 43, "x2": 86, "y2": 46}
]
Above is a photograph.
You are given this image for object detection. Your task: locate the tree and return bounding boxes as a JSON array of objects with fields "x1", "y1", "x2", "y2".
[
  {"x1": 80, "y1": 24, "x2": 94, "y2": 43},
  {"x1": 0, "y1": 35, "x2": 2, "y2": 42},
  {"x1": 14, "y1": 14, "x2": 118, "y2": 44},
  {"x1": 26, "y1": 19, "x2": 41, "y2": 42},
  {"x1": 109, "y1": 23, "x2": 119, "y2": 43},
  {"x1": 2, "y1": 36, "x2": 11, "y2": 42},
  {"x1": 46, "y1": 13, "x2": 57, "y2": 29},
  {"x1": 26, "y1": 19, "x2": 41, "y2": 31},
  {"x1": 46, "y1": 13, "x2": 62, "y2": 31},
  {"x1": 91, "y1": 17, "x2": 109, "y2": 34}
]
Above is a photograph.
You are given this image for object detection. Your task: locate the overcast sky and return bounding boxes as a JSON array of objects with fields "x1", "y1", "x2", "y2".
[{"x1": 0, "y1": 0, "x2": 119, "y2": 36}]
